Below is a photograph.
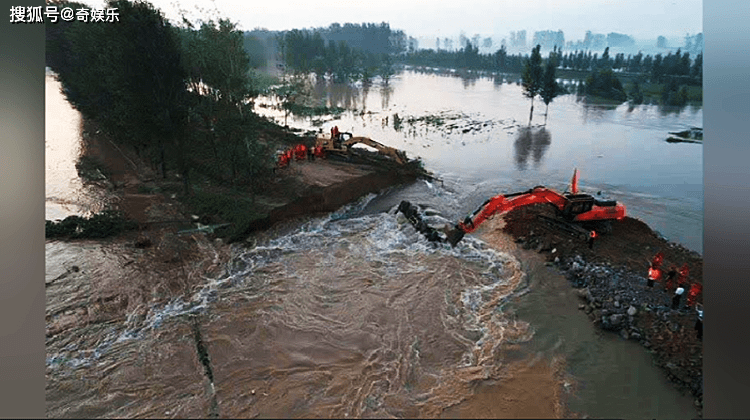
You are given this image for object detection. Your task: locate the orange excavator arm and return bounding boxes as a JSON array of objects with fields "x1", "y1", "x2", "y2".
[
  {"x1": 342, "y1": 136, "x2": 408, "y2": 164},
  {"x1": 444, "y1": 187, "x2": 569, "y2": 246},
  {"x1": 399, "y1": 169, "x2": 626, "y2": 247},
  {"x1": 455, "y1": 187, "x2": 568, "y2": 234}
]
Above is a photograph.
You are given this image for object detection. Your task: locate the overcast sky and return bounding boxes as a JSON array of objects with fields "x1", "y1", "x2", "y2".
[{"x1": 88, "y1": 0, "x2": 702, "y2": 41}]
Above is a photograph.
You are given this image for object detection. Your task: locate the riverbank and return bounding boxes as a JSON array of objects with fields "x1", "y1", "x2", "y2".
[
  {"x1": 497, "y1": 203, "x2": 703, "y2": 416},
  {"x1": 68, "y1": 118, "x2": 427, "y2": 243}
]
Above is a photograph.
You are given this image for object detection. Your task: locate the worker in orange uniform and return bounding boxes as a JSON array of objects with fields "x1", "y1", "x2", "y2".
[
  {"x1": 331, "y1": 126, "x2": 340, "y2": 141},
  {"x1": 686, "y1": 283, "x2": 702, "y2": 307},
  {"x1": 647, "y1": 252, "x2": 665, "y2": 288},
  {"x1": 587, "y1": 230, "x2": 597, "y2": 249},
  {"x1": 647, "y1": 263, "x2": 662, "y2": 288},
  {"x1": 651, "y1": 252, "x2": 664, "y2": 270}
]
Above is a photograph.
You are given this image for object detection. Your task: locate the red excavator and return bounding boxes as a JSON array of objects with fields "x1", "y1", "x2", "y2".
[{"x1": 399, "y1": 169, "x2": 626, "y2": 247}]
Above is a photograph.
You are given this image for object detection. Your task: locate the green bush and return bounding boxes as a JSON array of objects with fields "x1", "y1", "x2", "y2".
[
  {"x1": 46, "y1": 210, "x2": 137, "y2": 239},
  {"x1": 185, "y1": 190, "x2": 266, "y2": 242},
  {"x1": 584, "y1": 69, "x2": 627, "y2": 102}
]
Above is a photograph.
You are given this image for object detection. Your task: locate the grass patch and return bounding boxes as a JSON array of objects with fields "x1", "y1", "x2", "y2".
[{"x1": 185, "y1": 188, "x2": 268, "y2": 242}]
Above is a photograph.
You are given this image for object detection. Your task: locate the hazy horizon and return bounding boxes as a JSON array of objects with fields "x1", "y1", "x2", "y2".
[{"x1": 79, "y1": 0, "x2": 702, "y2": 44}]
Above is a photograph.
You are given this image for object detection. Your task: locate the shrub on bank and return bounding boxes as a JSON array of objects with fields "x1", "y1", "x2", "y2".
[
  {"x1": 185, "y1": 189, "x2": 267, "y2": 243},
  {"x1": 46, "y1": 210, "x2": 138, "y2": 239}
]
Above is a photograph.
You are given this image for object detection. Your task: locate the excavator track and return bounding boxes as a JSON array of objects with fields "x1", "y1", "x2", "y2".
[{"x1": 537, "y1": 214, "x2": 591, "y2": 242}]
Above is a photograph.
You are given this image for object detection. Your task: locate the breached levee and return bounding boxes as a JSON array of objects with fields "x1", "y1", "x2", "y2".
[{"x1": 243, "y1": 159, "x2": 424, "y2": 238}]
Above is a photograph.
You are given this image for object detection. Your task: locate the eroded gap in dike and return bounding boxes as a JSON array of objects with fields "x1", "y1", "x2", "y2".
[{"x1": 191, "y1": 315, "x2": 219, "y2": 418}]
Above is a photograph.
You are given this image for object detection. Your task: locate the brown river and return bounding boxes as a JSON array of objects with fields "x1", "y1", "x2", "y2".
[{"x1": 46, "y1": 70, "x2": 698, "y2": 418}]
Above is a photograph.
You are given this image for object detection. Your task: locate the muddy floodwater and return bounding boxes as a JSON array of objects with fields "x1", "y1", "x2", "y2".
[{"x1": 46, "y1": 70, "x2": 700, "y2": 418}]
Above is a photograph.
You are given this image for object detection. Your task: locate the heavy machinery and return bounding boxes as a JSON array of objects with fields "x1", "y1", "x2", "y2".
[
  {"x1": 315, "y1": 131, "x2": 408, "y2": 165},
  {"x1": 398, "y1": 169, "x2": 626, "y2": 247}
]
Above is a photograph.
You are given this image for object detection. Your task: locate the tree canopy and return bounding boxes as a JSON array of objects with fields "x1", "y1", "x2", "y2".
[
  {"x1": 46, "y1": 0, "x2": 272, "y2": 196},
  {"x1": 522, "y1": 45, "x2": 544, "y2": 124}
]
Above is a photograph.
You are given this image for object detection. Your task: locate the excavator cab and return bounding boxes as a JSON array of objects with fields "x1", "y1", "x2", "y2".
[
  {"x1": 333, "y1": 132, "x2": 353, "y2": 149},
  {"x1": 562, "y1": 194, "x2": 595, "y2": 220}
]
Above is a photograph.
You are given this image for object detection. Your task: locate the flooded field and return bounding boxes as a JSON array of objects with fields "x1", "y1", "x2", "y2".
[{"x1": 257, "y1": 69, "x2": 703, "y2": 254}]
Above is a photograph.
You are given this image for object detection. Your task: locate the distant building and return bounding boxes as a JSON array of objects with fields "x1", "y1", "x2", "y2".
[{"x1": 532, "y1": 30, "x2": 565, "y2": 51}]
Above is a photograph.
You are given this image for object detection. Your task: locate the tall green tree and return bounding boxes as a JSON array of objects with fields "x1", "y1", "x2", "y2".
[
  {"x1": 178, "y1": 18, "x2": 268, "y2": 189},
  {"x1": 629, "y1": 78, "x2": 644, "y2": 105},
  {"x1": 521, "y1": 44, "x2": 543, "y2": 125},
  {"x1": 600, "y1": 47, "x2": 611, "y2": 69},
  {"x1": 540, "y1": 59, "x2": 560, "y2": 125}
]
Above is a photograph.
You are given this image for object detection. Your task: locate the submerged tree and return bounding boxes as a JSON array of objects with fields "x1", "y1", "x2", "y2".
[
  {"x1": 540, "y1": 59, "x2": 560, "y2": 125},
  {"x1": 584, "y1": 68, "x2": 627, "y2": 102},
  {"x1": 629, "y1": 79, "x2": 644, "y2": 105},
  {"x1": 271, "y1": 76, "x2": 310, "y2": 126},
  {"x1": 521, "y1": 44, "x2": 543, "y2": 125}
]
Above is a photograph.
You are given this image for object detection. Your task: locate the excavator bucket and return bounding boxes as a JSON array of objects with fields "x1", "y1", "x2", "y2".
[{"x1": 445, "y1": 226, "x2": 465, "y2": 247}]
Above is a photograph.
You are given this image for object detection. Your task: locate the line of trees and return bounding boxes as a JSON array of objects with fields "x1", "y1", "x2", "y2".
[
  {"x1": 402, "y1": 44, "x2": 527, "y2": 73},
  {"x1": 46, "y1": 0, "x2": 274, "y2": 198},
  {"x1": 401, "y1": 44, "x2": 701, "y2": 86},
  {"x1": 557, "y1": 48, "x2": 702, "y2": 85},
  {"x1": 278, "y1": 23, "x2": 404, "y2": 83}
]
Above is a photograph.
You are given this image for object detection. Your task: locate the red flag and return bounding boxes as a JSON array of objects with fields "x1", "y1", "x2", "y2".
[{"x1": 571, "y1": 168, "x2": 579, "y2": 194}]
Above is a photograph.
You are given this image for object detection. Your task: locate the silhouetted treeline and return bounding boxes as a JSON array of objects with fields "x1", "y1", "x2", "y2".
[
  {"x1": 316, "y1": 22, "x2": 407, "y2": 56},
  {"x1": 558, "y1": 48, "x2": 702, "y2": 85},
  {"x1": 400, "y1": 44, "x2": 702, "y2": 86},
  {"x1": 279, "y1": 23, "x2": 406, "y2": 82},
  {"x1": 401, "y1": 44, "x2": 525, "y2": 73}
]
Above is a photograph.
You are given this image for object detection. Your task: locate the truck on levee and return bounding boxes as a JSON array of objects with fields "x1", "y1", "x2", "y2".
[{"x1": 399, "y1": 169, "x2": 626, "y2": 247}]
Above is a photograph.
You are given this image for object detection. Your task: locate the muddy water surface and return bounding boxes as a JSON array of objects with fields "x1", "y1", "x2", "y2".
[
  {"x1": 201, "y1": 208, "x2": 532, "y2": 418},
  {"x1": 47, "y1": 70, "x2": 699, "y2": 418}
]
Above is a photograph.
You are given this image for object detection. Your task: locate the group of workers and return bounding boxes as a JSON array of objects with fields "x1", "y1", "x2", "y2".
[
  {"x1": 276, "y1": 143, "x2": 325, "y2": 168},
  {"x1": 276, "y1": 126, "x2": 345, "y2": 169},
  {"x1": 647, "y1": 252, "x2": 702, "y2": 309},
  {"x1": 647, "y1": 251, "x2": 703, "y2": 340}
]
